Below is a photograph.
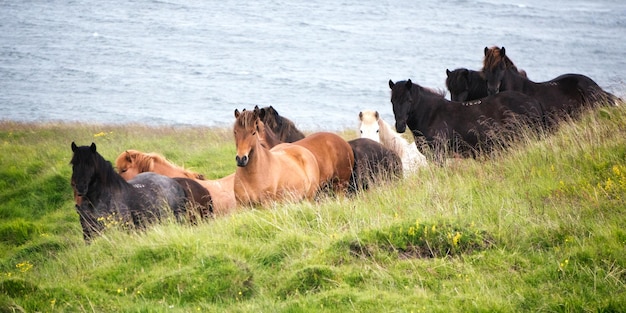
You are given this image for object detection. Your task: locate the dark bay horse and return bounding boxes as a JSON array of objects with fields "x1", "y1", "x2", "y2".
[
  {"x1": 257, "y1": 106, "x2": 306, "y2": 142},
  {"x1": 445, "y1": 68, "x2": 488, "y2": 102},
  {"x1": 71, "y1": 142, "x2": 188, "y2": 242},
  {"x1": 482, "y1": 46, "x2": 620, "y2": 124},
  {"x1": 347, "y1": 138, "x2": 402, "y2": 193},
  {"x1": 389, "y1": 79, "x2": 545, "y2": 159},
  {"x1": 172, "y1": 177, "x2": 213, "y2": 223}
]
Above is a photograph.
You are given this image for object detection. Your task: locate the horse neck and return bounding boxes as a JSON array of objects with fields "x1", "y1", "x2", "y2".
[
  {"x1": 152, "y1": 159, "x2": 197, "y2": 179},
  {"x1": 89, "y1": 159, "x2": 131, "y2": 203},
  {"x1": 238, "y1": 138, "x2": 274, "y2": 177},
  {"x1": 503, "y1": 68, "x2": 534, "y2": 94},
  {"x1": 378, "y1": 119, "x2": 406, "y2": 156}
]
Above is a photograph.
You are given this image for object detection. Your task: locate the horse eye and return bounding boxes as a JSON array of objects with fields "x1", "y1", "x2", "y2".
[
  {"x1": 359, "y1": 130, "x2": 363, "y2": 134},
  {"x1": 376, "y1": 130, "x2": 379, "y2": 133},
  {"x1": 121, "y1": 169, "x2": 127, "y2": 173}
]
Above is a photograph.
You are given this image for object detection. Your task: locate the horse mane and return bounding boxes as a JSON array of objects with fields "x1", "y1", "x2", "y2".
[
  {"x1": 258, "y1": 106, "x2": 305, "y2": 142},
  {"x1": 377, "y1": 117, "x2": 409, "y2": 158},
  {"x1": 123, "y1": 150, "x2": 204, "y2": 180},
  {"x1": 483, "y1": 46, "x2": 517, "y2": 71},
  {"x1": 235, "y1": 108, "x2": 258, "y2": 130}
]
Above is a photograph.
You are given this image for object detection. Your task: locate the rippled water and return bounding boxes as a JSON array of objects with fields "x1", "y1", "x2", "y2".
[{"x1": 1, "y1": 0, "x2": 624, "y2": 130}]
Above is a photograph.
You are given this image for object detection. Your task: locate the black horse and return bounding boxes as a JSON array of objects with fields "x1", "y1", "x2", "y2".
[
  {"x1": 445, "y1": 68, "x2": 489, "y2": 102},
  {"x1": 482, "y1": 46, "x2": 620, "y2": 124},
  {"x1": 389, "y1": 79, "x2": 545, "y2": 159},
  {"x1": 257, "y1": 106, "x2": 306, "y2": 143},
  {"x1": 347, "y1": 138, "x2": 402, "y2": 193},
  {"x1": 71, "y1": 142, "x2": 188, "y2": 242}
]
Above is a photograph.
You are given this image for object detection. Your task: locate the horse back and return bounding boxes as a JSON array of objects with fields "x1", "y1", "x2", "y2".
[
  {"x1": 293, "y1": 132, "x2": 355, "y2": 192},
  {"x1": 127, "y1": 172, "x2": 187, "y2": 225}
]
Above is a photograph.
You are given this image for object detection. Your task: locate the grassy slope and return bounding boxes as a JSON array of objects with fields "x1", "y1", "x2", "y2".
[{"x1": 0, "y1": 105, "x2": 625, "y2": 312}]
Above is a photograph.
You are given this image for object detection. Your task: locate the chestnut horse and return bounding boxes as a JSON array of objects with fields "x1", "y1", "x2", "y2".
[
  {"x1": 254, "y1": 106, "x2": 355, "y2": 194},
  {"x1": 257, "y1": 106, "x2": 306, "y2": 142},
  {"x1": 358, "y1": 110, "x2": 427, "y2": 174},
  {"x1": 389, "y1": 79, "x2": 545, "y2": 159},
  {"x1": 233, "y1": 109, "x2": 320, "y2": 206},
  {"x1": 115, "y1": 150, "x2": 205, "y2": 180},
  {"x1": 482, "y1": 46, "x2": 620, "y2": 124},
  {"x1": 115, "y1": 150, "x2": 237, "y2": 215}
]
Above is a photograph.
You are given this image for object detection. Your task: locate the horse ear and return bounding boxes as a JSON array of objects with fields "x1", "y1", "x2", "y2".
[
  {"x1": 71, "y1": 141, "x2": 77, "y2": 152},
  {"x1": 406, "y1": 79, "x2": 412, "y2": 90},
  {"x1": 388, "y1": 79, "x2": 394, "y2": 89},
  {"x1": 501, "y1": 46, "x2": 506, "y2": 56},
  {"x1": 484, "y1": 47, "x2": 489, "y2": 56},
  {"x1": 234, "y1": 109, "x2": 240, "y2": 118},
  {"x1": 375, "y1": 111, "x2": 380, "y2": 120},
  {"x1": 358, "y1": 111, "x2": 363, "y2": 120},
  {"x1": 258, "y1": 107, "x2": 266, "y2": 120},
  {"x1": 124, "y1": 150, "x2": 132, "y2": 163},
  {"x1": 446, "y1": 69, "x2": 451, "y2": 76},
  {"x1": 90, "y1": 143, "x2": 96, "y2": 152}
]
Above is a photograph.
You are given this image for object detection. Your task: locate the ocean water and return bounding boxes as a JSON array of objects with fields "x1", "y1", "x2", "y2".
[{"x1": 1, "y1": 0, "x2": 624, "y2": 131}]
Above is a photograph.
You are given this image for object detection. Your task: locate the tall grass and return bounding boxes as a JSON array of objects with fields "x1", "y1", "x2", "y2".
[{"x1": 0, "y1": 105, "x2": 625, "y2": 312}]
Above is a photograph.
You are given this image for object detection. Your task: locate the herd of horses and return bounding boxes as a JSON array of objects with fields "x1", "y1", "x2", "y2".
[{"x1": 70, "y1": 46, "x2": 621, "y2": 242}]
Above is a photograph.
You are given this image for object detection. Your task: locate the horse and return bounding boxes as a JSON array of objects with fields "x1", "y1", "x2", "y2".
[
  {"x1": 172, "y1": 177, "x2": 213, "y2": 223},
  {"x1": 482, "y1": 46, "x2": 620, "y2": 124},
  {"x1": 233, "y1": 109, "x2": 320, "y2": 206},
  {"x1": 253, "y1": 106, "x2": 355, "y2": 194},
  {"x1": 445, "y1": 68, "x2": 489, "y2": 102},
  {"x1": 347, "y1": 138, "x2": 403, "y2": 193},
  {"x1": 388, "y1": 79, "x2": 545, "y2": 159},
  {"x1": 70, "y1": 142, "x2": 188, "y2": 242},
  {"x1": 115, "y1": 150, "x2": 237, "y2": 215},
  {"x1": 257, "y1": 106, "x2": 306, "y2": 143},
  {"x1": 115, "y1": 150, "x2": 205, "y2": 180},
  {"x1": 358, "y1": 110, "x2": 427, "y2": 174},
  {"x1": 446, "y1": 66, "x2": 528, "y2": 102}
]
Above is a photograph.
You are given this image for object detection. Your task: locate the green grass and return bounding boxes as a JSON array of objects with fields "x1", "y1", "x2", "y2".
[{"x1": 1, "y1": 105, "x2": 625, "y2": 312}]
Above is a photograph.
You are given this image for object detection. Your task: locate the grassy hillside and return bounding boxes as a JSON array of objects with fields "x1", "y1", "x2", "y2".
[{"x1": 0, "y1": 105, "x2": 625, "y2": 312}]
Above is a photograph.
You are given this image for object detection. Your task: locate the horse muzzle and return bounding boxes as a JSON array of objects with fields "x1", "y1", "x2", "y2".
[
  {"x1": 395, "y1": 122, "x2": 407, "y2": 133},
  {"x1": 236, "y1": 155, "x2": 249, "y2": 167}
]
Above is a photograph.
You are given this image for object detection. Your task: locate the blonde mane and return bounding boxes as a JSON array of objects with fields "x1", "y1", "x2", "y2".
[{"x1": 119, "y1": 150, "x2": 204, "y2": 180}]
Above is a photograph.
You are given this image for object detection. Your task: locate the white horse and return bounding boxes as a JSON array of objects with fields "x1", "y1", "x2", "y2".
[{"x1": 358, "y1": 110, "x2": 428, "y2": 173}]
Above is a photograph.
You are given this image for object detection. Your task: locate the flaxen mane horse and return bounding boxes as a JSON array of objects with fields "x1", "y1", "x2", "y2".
[
  {"x1": 114, "y1": 150, "x2": 236, "y2": 215},
  {"x1": 115, "y1": 150, "x2": 204, "y2": 180},
  {"x1": 358, "y1": 110, "x2": 427, "y2": 174},
  {"x1": 482, "y1": 46, "x2": 620, "y2": 124},
  {"x1": 257, "y1": 106, "x2": 306, "y2": 142},
  {"x1": 71, "y1": 142, "x2": 188, "y2": 242},
  {"x1": 389, "y1": 79, "x2": 545, "y2": 159},
  {"x1": 233, "y1": 109, "x2": 320, "y2": 206}
]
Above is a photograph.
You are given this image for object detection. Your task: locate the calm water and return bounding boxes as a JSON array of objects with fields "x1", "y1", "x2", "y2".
[{"x1": 1, "y1": 0, "x2": 625, "y2": 131}]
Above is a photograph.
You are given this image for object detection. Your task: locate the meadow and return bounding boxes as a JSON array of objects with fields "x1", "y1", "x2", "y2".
[{"x1": 0, "y1": 104, "x2": 625, "y2": 312}]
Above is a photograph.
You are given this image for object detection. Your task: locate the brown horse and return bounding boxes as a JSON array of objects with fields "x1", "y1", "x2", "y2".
[
  {"x1": 254, "y1": 106, "x2": 355, "y2": 194},
  {"x1": 172, "y1": 177, "x2": 213, "y2": 223},
  {"x1": 115, "y1": 150, "x2": 237, "y2": 215},
  {"x1": 257, "y1": 106, "x2": 306, "y2": 142},
  {"x1": 115, "y1": 150, "x2": 205, "y2": 180},
  {"x1": 233, "y1": 108, "x2": 320, "y2": 206},
  {"x1": 482, "y1": 46, "x2": 620, "y2": 124}
]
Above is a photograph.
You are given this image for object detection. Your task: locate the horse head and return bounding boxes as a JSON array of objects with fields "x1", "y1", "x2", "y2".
[
  {"x1": 358, "y1": 110, "x2": 381, "y2": 143},
  {"x1": 234, "y1": 108, "x2": 261, "y2": 167},
  {"x1": 483, "y1": 46, "x2": 510, "y2": 95},
  {"x1": 70, "y1": 142, "x2": 98, "y2": 196},
  {"x1": 446, "y1": 68, "x2": 471, "y2": 101},
  {"x1": 389, "y1": 79, "x2": 416, "y2": 133},
  {"x1": 115, "y1": 150, "x2": 144, "y2": 180}
]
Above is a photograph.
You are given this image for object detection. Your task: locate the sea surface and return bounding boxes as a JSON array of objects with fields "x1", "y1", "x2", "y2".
[{"x1": 1, "y1": 0, "x2": 625, "y2": 131}]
